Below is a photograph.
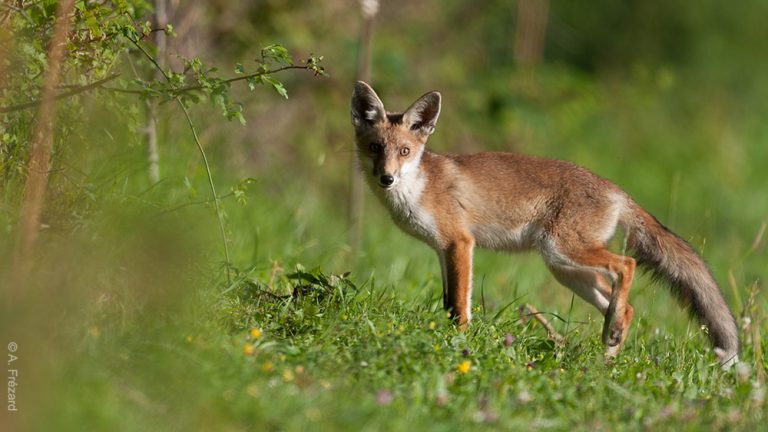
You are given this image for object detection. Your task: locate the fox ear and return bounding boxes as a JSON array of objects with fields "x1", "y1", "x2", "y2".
[
  {"x1": 403, "y1": 91, "x2": 441, "y2": 136},
  {"x1": 351, "y1": 81, "x2": 386, "y2": 128}
]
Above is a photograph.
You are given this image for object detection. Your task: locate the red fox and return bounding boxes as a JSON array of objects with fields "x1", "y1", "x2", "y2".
[{"x1": 351, "y1": 81, "x2": 739, "y2": 368}]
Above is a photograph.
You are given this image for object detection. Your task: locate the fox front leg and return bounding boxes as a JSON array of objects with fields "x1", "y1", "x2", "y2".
[{"x1": 439, "y1": 236, "x2": 475, "y2": 329}]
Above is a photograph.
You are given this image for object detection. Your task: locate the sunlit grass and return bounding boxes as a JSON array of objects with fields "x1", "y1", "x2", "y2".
[{"x1": 8, "y1": 172, "x2": 763, "y2": 431}]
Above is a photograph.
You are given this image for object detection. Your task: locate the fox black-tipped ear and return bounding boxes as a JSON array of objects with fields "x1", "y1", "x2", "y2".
[
  {"x1": 351, "y1": 81, "x2": 386, "y2": 128},
  {"x1": 403, "y1": 91, "x2": 441, "y2": 136}
]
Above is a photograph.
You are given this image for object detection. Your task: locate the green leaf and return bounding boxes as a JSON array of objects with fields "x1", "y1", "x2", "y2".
[
  {"x1": 183, "y1": 176, "x2": 197, "y2": 200},
  {"x1": 272, "y1": 82, "x2": 288, "y2": 99},
  {"x1": 261, "y1": 44, "x2": 293, "y2": 65},
  {"x1": 306, "y1": 55, "x2": 328, "y2": 77},
  {"x1": 246, "y1": 76, "x2": 257, "y2": 91},
  {"x1": 263, "y1": 75, "x2": 288, "y2": 99},
  {"x1": 232, "y1": 189, "x2": 246, "y2": 206},
  {"x1": 141, "y1": 20, "x2": 152, "y2": 37}
]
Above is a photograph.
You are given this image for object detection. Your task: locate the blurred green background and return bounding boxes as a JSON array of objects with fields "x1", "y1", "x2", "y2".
[
  {"x1": 111, "y1": 0, "x2": 767, "y2": 306},
  {"x1": 1, "y1": 0, "x2": 767, "y2": 430}
]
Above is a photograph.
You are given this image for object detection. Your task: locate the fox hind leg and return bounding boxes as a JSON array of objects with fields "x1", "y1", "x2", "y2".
[
  {"x1": 547, "y1": 247, "x2": 636, "y2": 358},
  {"x1": 596, "y1": 251, "x2": 636, "y2": 355},
  {"x1": 548, "y1": 265, "x2": 613, "y2": 314}
]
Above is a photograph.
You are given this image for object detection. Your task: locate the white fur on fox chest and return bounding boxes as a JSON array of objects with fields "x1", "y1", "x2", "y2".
[{"x1": 381, "y1": 169, "x2": 440, "y2": 246}]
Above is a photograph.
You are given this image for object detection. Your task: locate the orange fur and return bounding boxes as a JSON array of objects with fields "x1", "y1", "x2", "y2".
[{"x1": 351, "y1": 82, "x2": 739, "y2": 368}]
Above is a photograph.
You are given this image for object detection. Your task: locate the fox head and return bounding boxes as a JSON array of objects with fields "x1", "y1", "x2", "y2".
[{"x1": 351, "y1": 81, "x2": 441, "y2": 190}]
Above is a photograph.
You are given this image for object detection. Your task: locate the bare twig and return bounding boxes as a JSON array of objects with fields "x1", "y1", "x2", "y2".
[
  {"x1": 0, "y1": 73, "x2": 121, "y2": 114},
  {"x1": 268, "y1": 260, "x2": 284, "y2": 291},
  {"x1": 749, "y1": 220, "x2": 766, "y2": 254},
  {"x1": 154, "y1": 191, "x2": 235, "y2": 216},
  {"x1": 0, "y1": 1, "x2": 35, "y2": 25},
  {"x1": 519, "y1": 303, "x2": 565, "y2": 345}
]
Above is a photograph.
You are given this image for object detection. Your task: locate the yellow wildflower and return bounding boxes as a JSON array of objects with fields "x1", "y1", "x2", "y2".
[
  {"x1": 282, "y1": 370, "x2": 294, "y2": 382},
  {"x1": 457, "y1": 360, "x2": 472, "y2": 374},
  {"x1": 243, "y1": 343, "x2": 255, "y2": 356},
  {"x1": 250, "y1": 328, "x2": 262, "y2": 339},
  {"x1": 262, "y1": 361, "x2": 274, "y2": 371},
  {"x1": 394, "y1": 324, "x2": 404, "y2": 336},
  {"x1": 428, "y1": 321, "x2": 436, "y2": 330}
]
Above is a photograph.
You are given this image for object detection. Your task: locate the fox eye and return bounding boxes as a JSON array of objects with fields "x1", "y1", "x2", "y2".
[
  {"x1": 369, "y1": 143, "x2": 382, "y2": 153},
  {"x1": 399, "y1": 147, "x2": 410, "y2": 156}
]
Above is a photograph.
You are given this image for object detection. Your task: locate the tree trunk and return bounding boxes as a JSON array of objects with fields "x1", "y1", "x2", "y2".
[
  {"x1": 513, "y1": 0, "x2": 550, "y2": 91},
  {"x1": 12, "y1": 0, "x2": 76, "y2": 285},
  {"x1": 146, "y1": 0, "x2": 168, "y2": 183},
  {"x1": 347, "y1": 0, "x2": 378, "y2": 254}
]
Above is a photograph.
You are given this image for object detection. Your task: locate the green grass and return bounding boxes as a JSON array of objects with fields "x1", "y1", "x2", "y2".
[
  {"x1": 7, "y1": 174, "x2": 765, "y2": 431},
  {"x1": 29, "y1": 260, "x2": 767, "y2": 431}
]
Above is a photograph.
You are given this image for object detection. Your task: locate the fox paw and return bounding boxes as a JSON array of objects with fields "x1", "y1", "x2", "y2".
[
  {"x1": 602, "y1": 304, "x2": 633, "y2": 347},
  {"x1": 604, "y1": 321, "x2": 624, "y2": 347},
  {"x1": 601, "y1": 305, "x2": 622, "y2": 347},
  {"x1": 604, "y1": 344, "x2": 621, "y2": 360}
]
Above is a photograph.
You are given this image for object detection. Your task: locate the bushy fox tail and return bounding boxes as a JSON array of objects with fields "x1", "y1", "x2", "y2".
[{"x1": 624, "y1": 202, "x2": 739, "y2": 368}]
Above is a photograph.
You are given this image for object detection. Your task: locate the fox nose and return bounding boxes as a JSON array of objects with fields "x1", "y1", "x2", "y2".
[{"x1": 379, "y1": 175, "x2": 394, "y2": 187}]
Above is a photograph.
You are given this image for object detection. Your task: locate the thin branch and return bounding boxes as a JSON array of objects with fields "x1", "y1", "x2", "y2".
[
  {"x1": 519, "y1": 303, "x2": 565, "y2": 345},
  {"x1": 174, "y1": 65, "x2": 311, "y2": 93},
  {"x1": 0, "y1": 1, "x2": 35, "y2": 25},
  {"x1": 0, "y1": 73, "x2": 120, "y2": 114},
  {"x1": 96, "y1": 65, "x2": 313, "y2": 97},
  {"x1": 154, "y1": 191, "x2": 235, "y2": 216},
  {"x1": 126, "y1": 33, "x2": 232, "y2": 278},
  {"x1": 178, "y1": 101, "x2": 231, "y2": 269},
  {"x1": 97, "y1": 86, "x2": 146, "y2": 95}
]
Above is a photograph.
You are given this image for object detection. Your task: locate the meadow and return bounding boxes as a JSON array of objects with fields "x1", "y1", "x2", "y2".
[{"x1": 2, "y1": 1, "x2": 767, "y2": 430}]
